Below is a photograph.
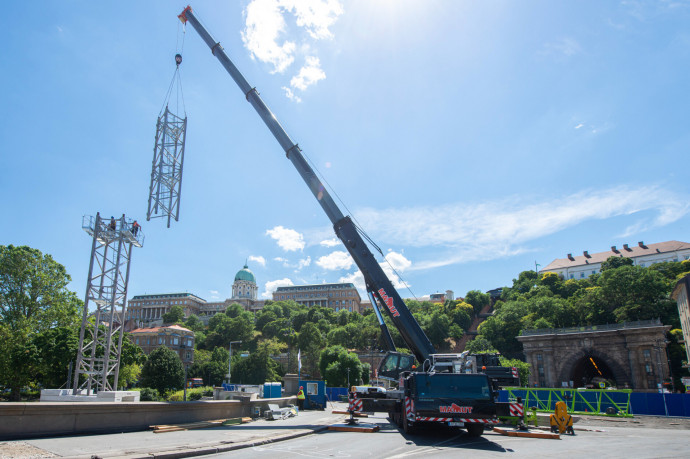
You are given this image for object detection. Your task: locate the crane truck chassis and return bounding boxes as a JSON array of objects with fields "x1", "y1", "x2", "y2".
[{"x1": 178, "y1": 5, "x2": 517, "y2": 437}]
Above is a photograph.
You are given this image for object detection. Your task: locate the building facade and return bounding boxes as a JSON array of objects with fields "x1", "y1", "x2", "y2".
[
  {"x1": 129, "y1": 324, "x2": 195, "y2": 369},
  {"x1": 541, "y1": 240, "x2": 690, "y2": 280},
  {"x1": 517, "y1": 320, "x2": 671, "y2": 391},
  {"x1": 273, "y1": 283, "x2": 362, "y2": 312},
  {"x1": 126, "y1": 264, "x2": 264, "y2": 328},
  {"x1": 126, "y1": 292, "x2": 206, "y2": 328}
]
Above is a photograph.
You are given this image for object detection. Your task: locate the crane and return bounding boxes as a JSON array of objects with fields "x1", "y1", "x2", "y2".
[{"x1": 178, "y1": 5, "x2": 509, "y2": 436}]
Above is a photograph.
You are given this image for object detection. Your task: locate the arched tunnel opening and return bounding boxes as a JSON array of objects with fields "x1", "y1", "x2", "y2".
[{"x1": 570, "y1": 354, "x2": 616, "y2": 388}]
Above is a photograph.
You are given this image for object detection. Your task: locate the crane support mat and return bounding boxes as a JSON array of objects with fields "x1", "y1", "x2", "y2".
[
  {"x1": 331, "y1": 410, "x2": 369, "y2": 417},
  {"x1": 493, "y1": 427, "x2": 560, "y2": 439},
  {"x1": 328, "y1": 423, "x2": 380, "y2": 433}
]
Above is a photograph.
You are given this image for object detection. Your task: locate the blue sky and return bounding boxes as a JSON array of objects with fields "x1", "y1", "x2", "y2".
[{"x1": 2, "y1": 1, "x2": 689, "y2": 305}]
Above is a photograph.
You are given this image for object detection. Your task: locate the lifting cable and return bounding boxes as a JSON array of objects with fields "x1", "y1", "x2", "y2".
[
  {"x1": 301, "y1": 152, "x2": 419, "y2": 301},
  {"x1": 159, "y1": 20, "x2": 187, "y2": 117}
]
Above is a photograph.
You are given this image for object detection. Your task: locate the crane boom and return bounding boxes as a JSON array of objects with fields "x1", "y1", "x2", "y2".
[{"x1": 178, "y1": 6, "x2": 436, "y2": 365}]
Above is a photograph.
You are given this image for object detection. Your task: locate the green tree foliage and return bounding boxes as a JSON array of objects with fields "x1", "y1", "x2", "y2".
[
  {"x1": 298, "y1": 322, "x2": 325, "y2": 378},
  {"x1": 140, "y1": 346, "x2": 185, "y2": 394},
  {"x1": 465, "y1": 336, "x2": 497, "y2": 354},
  {"x1": 478, "y1": 260, "x2": 686, "y2": 360},
  {"x1": 600, "y1": 255, "x2": 634, "y2": 272},
  {"x1": 464, "y1": 290, "x2": 490, "y2": 315},
  {"x1": 319, "y1": 345, "x2": 365, "y2": 387},
  {"x1": 231, "y1": 339, "x2": 284, "y2": 384},
  {"x1": 0, "y1": 245, "x2": 81, "y2": 400},
  {"x1": 184, "y1": 314, "x2": 205, "y2": 333},
  {"x1": 162, "y1": 305, "x2": 185, "y2": 324},
  {"x1": 499, "y1": 357, "x2": 530, "y2": 387}
]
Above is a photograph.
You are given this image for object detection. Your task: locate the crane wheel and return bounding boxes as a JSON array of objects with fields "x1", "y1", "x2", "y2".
[{"x1": 466, "y1": 424, "x2": 485, "y2": 437}]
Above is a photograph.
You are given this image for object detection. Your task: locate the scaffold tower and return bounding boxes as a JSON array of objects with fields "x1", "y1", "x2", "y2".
[
  {"x1": 72, "y1": 213, "x2": 143, "y2": 394},
  {"x1": 147, "y1": 52, "x2": 187, "y2": 227}
]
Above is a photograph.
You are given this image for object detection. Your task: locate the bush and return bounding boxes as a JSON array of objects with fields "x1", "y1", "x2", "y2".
[
  {"x1": 189, "y1": 391, "x2": 203, "y2": 401},
  {"x1": 138, "y1": 387, "x2": 160, "y2": 401}
]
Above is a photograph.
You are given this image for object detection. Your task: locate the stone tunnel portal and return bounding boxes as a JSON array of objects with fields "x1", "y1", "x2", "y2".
[{"x1": 570, "y1": 354, "x2": 616, "y2": 388}]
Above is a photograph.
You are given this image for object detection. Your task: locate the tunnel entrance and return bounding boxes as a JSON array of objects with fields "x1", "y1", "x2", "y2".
[{"x1": 570, "y1": 354, "x2": 616, "y2": 388}]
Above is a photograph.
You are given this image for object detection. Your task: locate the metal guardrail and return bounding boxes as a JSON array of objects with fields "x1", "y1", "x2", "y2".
[
  {"x1": 520, "y1": 319, "x2": 663, "y2": 337},
  {"x1": 501, "y1": 387, "x2": 633, "y2": 417}
]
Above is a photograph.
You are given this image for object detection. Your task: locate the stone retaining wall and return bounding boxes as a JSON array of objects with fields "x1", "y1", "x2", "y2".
[{"x1": 0, "y1": 396, "x2": 296, "y2": 440}]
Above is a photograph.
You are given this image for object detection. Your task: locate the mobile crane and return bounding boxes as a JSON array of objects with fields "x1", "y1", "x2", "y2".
[{"x1": 178, "y1": 5, "x2": 513, "y2": 437}]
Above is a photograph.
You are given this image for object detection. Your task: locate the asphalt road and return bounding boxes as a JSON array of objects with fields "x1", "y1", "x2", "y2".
[{"x1": 212, "y1": 413, "x2": 688, "y2": 459}]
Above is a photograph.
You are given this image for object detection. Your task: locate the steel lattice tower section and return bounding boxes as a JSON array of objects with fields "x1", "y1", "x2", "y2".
[
  {"x1": 147, "y1": 107, "x2": 187, "y2": 227},
  {"x1": 72, "y1": 213, "x2": 143, "y2": 394}
]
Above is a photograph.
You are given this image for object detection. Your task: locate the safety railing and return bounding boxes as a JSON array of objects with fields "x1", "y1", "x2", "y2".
[{"x1": 500, "y1": 387, "x2": 633, "y2": 417}]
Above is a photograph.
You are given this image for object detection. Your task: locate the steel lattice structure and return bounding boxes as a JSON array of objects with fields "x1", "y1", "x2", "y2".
[
  {"x1": 147, "y1": 106, "x2": 187, "y2": 227},
  {"x1": 72, "y1": 213, "x2": 143, "y2": 394}
]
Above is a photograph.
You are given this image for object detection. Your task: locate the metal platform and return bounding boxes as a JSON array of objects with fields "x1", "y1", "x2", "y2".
[{"x1": 82, "y1": 214, "x2": 144, "y2": 248}]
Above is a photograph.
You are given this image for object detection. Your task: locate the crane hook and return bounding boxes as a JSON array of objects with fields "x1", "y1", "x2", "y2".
[{"x1": 175, "y1": 54, "x2": 182, "y2": 67}]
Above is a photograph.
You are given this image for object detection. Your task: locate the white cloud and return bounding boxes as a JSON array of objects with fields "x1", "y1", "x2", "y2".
[
  {"x1": 353, "y1": 185, "x2": 690, "y2": 270},
  {"x1": 242, "y1": 0, "x2": 343, "y2": 99},
  {"x1": 283, "y1": 86, "x2": 302, "y2": 103},
  {"x1": 248, "y1": 255, "x2": 266, "y2": 267},
  {"x1": 262, "y1": 278, "x2": 294, "y2": 298},
  {"x1": 290, "y1": 56, "x2": 326, "y2": 91},
  {"x1": 210, "y1": 290, "x2": 219, "y2": 295},
  {"x1": 266, "y1": 226, "x2": 305, "y2": 251},
  {"x1": 316, "y1": 250, "x2": 354, "y2": 270},
  {"x1": 242, "y1": 0, "x2": 296, "y2": 73},
  {"x1": 296, "y1": 256, "x2": 312, "y2": 270},
  {"x1": 574, "y1": 123, "x2": 584, "y2": 129},
  {"x1": 320, "y1": 238, "x2": 340, "y2": 247}
]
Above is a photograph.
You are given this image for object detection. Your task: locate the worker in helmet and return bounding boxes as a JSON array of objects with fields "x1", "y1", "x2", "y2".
[
  {"x1": 109, "y1": 217, "x2": 116, "y2": 231},
  {"x1": 297, "y1": 386, "x2": 306, "y2": 410}
]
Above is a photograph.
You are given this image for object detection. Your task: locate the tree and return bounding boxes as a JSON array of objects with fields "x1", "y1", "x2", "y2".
[
  {"x1": 499, "y1": 357, "x2": 530, "y2": 387},
  {"x1": 320, "y1": 345, "x2": 365, "y2": 387},
  {"x1": 600, "y1": 256, "x2": 634, "y2": 272},
  {"x1": 231, "y1": 339, "x2": 284, "y2": 384},
  {"x1": 140, "y1": 346, "x2": 185, "y2": 394},
  {"x1": 162, "y1": 305, "x2": 185, "y2": 324},
  {"x1": 0, "y1": 245, "x2": 81, "y2": 400},
  {"x1": 184, "y1": 314, "x2": 205, "y2": 333},
  {"x1": 298, "y1": 322, "x2": 325, "y2": 378},
  {"x1": 465, "y1": 337, "x2": 497, "y2": 354},
  {"x1": 464, "y1": 290, "x2": 490, "y2": 316}
]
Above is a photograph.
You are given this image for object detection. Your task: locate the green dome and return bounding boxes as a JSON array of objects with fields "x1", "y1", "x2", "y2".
[{"x1": 234, "y1": 264, "x2": 256, "y2": 283}]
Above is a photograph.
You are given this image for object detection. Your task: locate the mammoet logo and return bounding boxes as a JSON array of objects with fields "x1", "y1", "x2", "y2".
[
  {"x1": 377, "y1": 288, "x2": 400, "y2": 317},
  {"x1": 439, "y1": 403, "x2": 473, "y2": 414}
]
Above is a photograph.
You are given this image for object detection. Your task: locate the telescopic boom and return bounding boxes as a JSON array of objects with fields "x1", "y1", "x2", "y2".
[{"x1": 179, "y1": 6, "x2": 436, "y2": 365}]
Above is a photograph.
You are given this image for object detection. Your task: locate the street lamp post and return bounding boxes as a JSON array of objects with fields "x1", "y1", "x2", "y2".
[
  {"x1": 347, "y1": 367, "x2": 351, "y2": 388},
  {"x1": 226, "y1": 341, "x2": 242, "y2": 384}
]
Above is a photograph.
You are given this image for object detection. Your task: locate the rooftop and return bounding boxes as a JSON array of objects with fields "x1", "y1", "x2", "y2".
[
  {"x1": 129, "y1": 324, "x2": 193, "y2": 334},
  {"x1": 541, "y1": 240, "x2": 690, "y2": 271}
]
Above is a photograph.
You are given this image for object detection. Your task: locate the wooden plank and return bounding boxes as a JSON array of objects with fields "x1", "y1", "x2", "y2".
[
  {"x1": 493, "y1": 427, "x2": 560, "y2": 439},
  {"x1": 328, "y1": 423, "x2": 380, "y2": 433},
  {"x1": 331, "y1": 410, "x2": 368, "y2": 417}
]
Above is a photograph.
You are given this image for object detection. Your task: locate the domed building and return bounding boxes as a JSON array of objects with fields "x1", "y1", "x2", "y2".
[{"x1": 232, "y1": 264, "x2": 258, "y2": 300}]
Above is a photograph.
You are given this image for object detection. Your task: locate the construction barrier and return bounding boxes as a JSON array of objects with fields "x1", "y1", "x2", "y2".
[
  {"x1": 499, "y1": 388, "x2": 632, "y2": 417},
  {"x1": 630, "y1": 392, "x2": 690, "y2": 417},
  {"x1": 326, "y1": 387, "x2": 349, "y2": 402}
]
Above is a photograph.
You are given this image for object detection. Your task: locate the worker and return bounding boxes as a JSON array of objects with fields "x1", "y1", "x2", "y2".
[
  {"x1": 131, "y1": 220, "x2": 141, "y2": 236},
  {"x1": 109, "y1": 217, "x2": 116, "y2": 231},
  {"x1": 297, "y1": 386, "x2": 306, "y2": 410}
]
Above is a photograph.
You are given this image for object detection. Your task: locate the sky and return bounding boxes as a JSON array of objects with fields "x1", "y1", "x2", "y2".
[{"x1": 1, "y1": 1, "x2": 689, "y2": 306}]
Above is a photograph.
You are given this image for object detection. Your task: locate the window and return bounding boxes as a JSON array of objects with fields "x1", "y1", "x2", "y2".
[
  {"x1": 537, "y1": 353, "x2": 543, "y2": 362},
  {"x1": 643, "y1": 349, "x2": 651, "y2": 360},
  {"x1": 580, "y1": 272, "x2": 585, "y2": 278},
  {"x1": 173, "y1": 337, "x2": 179, "y2": 345},
  {"x1": 158, "y1": 337, "x2": 163, "y2": 344},
  {"x1": 307, "y1": 383, "x2": 318, "y2": 395},
  {"x1": 186, "y1": 352, "x2": 191, "y2": 359},
  {"x1": 645, "y1": 364, "x2": 653, "y2": 375},
  {"x1": 570, "y1": 274, "x2": 574, "y2": 279}
]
